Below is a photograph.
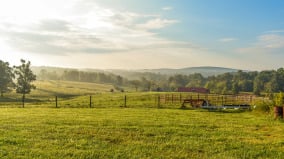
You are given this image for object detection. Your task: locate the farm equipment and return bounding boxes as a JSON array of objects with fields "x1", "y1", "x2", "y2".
[{"x1": 181, "y1": 99, "x2": 210, "y2": 108}]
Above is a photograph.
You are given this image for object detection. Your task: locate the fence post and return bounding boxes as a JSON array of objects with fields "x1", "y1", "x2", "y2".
[
  {"x1": 124, "y1": 95, "x2": 127, "y2": 107},
  {"x1": 90, "y1": 96, "x2": 92, "y2": 108},
  {"x1": 180, "y1": 94, "x2": 182, "y2": 103},
  {"x1": 157, "y1": 95, "x2": 161, "y2": 108},
  {"x1": 55, "y1": 96, "x2": 58, "y2": 108},
  {"x1": 172, "y1": 94, "x2": 174, "y2": 104}
]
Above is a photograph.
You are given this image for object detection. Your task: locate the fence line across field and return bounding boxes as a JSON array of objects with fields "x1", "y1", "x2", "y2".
[
  {"x1": 0, "y1": 92, "x2": 269, "y2": 108},
  {"x1": 51, "y1": 93, "x2": 267, "y2": 109}
]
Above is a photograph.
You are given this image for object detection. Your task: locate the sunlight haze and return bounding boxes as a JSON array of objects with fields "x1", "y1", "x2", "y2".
[{"x1": 0, "y1": 0, "x2": 284, "y2": 70}]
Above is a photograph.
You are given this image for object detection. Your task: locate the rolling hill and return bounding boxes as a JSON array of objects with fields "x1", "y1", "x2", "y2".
[
  {"x1": 32, "y1": 66, "x2": 244, "y2": 81},
  {"x1": 108, "y1": 66, "x2": 243, "y2": 78},
  {"x1": 140, "y1": 66, "x2": 240, "y2": 76}
]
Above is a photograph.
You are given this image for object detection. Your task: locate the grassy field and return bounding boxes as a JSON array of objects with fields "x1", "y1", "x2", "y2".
[
  {"x1": 0, "y1": 80, "x2": 267, "y2": 109},
  {"x1": 0, "y1": 108, "x2": 283, "y2": 158},
  {"x1": 0, "y1": 80, "x2": 281, "y2": 158}
]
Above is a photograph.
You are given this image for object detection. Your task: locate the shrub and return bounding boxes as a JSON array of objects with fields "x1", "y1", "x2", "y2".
[{"x1": 252, "y1": 100, "x2": 273, "y2": 113}]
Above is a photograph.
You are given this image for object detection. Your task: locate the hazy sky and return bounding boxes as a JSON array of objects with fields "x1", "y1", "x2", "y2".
[{"x1": 0, "y1": 0, "x2": 284, "y2": 70}]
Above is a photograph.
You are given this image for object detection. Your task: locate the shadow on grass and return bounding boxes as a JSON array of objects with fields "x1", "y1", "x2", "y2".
[
  {"x1": 0, "y1": 97, "x2": 43, "y2": 103},
  {"x1": 207, "y1": 109, "x2": 250, "y2": 113},
  {"x1": 179, "y1": 106, "x2": 250, "y2": 113},
  {"x1": 36, "y1": 88, "x2": 79, "y2": 99}
]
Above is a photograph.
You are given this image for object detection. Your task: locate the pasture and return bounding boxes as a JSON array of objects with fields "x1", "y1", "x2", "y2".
[
  {"x1": 0, "y1": 108, "x2": 283, "y2": 158},
  {"x1": 0, "y1": 80, "x2": 266, "y2": 109},
  {"x1": 0, "y1": 80, "x2": 283, "y2": 158}
]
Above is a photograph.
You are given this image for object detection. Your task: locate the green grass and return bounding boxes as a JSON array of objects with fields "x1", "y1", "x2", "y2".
[
  {"x1": 0, "y1": 80, "x2": 280, "y2": 158},
  {"x1": 0, "y1": 80, "x2": 268, "y2": 109},
  {"x1": 0, "y1": 108, "x2": 283, "y2": 158}
]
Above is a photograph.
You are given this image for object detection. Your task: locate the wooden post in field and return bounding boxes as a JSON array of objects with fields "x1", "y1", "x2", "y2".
[
  {"x1": 180, "y1": 94, "x2": 182, "y2": 103},
  {"x1": 124, "y1": 95, "x2": 127, "y2": 107},
  {"x1": 55, "y1": 96, "x2": 58, "y2": 108},
  {"x1": 172, "y1": 94, "x2": 174, "y2": 104},
  {"x1": 221, "y1": 96, "x2": 224, "y2": 106},
  {"x1": 90, "y1": 96, "x2": 92, "y2": 108},
  {"x1": 157, "y1": 95, "x2": 161, "y2": 108}
]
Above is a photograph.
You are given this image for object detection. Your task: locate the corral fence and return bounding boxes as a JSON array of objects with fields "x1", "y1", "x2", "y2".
[{"x1": 0, "y1": 92, "x2": 270, "y2": 109}]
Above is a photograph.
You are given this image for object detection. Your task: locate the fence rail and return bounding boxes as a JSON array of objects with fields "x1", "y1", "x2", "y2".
[{"x1": 0, "y1": 92, "x2": 270, "y2": 109}]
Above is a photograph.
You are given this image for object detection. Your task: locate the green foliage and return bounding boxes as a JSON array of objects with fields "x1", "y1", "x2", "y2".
[
  {"x1": 0, "y1": 60, "x2": 14, "y2": 97},
  {"x1": 232, "y1": 82, "x2": 240, "y2": 94},
  {"x1": 274, "y1": 92, "x2": 284, "y2": 106},
  {"x1": 34, "y1": 66, "x2": 284, "y2": 95},
  {"x1": 14, "y1": 59, "x2": 36, "y2": 94},
  {"x1": 252, "y1": 100, "x2": 273, "y2": 113},
  {"x1": 14, "y1": 59, "x2": 37, "y2": 107}
]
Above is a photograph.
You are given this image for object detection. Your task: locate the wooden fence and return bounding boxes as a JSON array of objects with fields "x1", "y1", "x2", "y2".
[{"x1": 0, "y1": 92, "x2": 269, "y2": 109}]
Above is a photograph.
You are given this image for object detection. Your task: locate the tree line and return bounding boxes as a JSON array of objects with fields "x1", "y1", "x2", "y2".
[
  {"x1": 36, "y1": 66, "x2": 284, "y2": 95},
  {"x1": 150, "y1": 69, "x2": 284, "y2": 95},
  {"x1": 0, "y1": 59, "x2": 36, "y2": 107}
]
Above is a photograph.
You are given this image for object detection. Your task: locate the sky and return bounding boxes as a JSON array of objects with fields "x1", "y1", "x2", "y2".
[{"x1": 0, "y1": 0, "x2": 284, "y2": 70}]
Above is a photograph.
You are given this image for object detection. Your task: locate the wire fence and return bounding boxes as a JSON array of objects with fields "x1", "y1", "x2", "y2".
[{"x1": 0, "y1": 92, "x2": 270, "y2": 109}]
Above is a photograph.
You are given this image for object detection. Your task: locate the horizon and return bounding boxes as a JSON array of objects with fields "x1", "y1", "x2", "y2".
[
  {"x1": 1, "y1": 0, "x2": 284, "y2": 70},
  {"x1": 32, "y1": 65, "x2": 260, "y2": 72}
]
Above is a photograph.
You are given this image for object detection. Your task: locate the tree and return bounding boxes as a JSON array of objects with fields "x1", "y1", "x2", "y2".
[
  {"x1": 232, "y1": 82, "x2": 240, "y2": 95},
  {"x1": 140, "y1": 77, "x2": 151, "y2": 91},
  {"x1": 115, "y1": 75, "x2": 123, "y2": 85},
  {"x1": 277, "y1": 68, "x2": 284, "y2": 91},
  {"x1": 0, "y1": 60, "x2": 14, "y2": 97},
  {"x1": 14, "y1": 59, "x2": 36, "y2": 108},
  {"x1": 265, "y1": 73, "x2": 279, "y2": 93},
  {"x1": 253, "y1": 77, "x2": 262, "y2": 95},
  {"x1": 186, "y1": 73, "x2": 204, "y2": 87},
  {"x1": 130, "y1": 80, "x2": 141, "y2": 92}
]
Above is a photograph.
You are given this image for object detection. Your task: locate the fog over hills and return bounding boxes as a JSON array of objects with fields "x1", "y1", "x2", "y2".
[
  {"x1": 136, "y1": 66, "x2": 242, "y2": 77},
  {"x1": 32, "y1": 66, "x2": 245, "y2": 79}
]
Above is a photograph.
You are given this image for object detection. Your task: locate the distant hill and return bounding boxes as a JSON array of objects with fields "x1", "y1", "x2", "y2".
[
  {"x1": 31, "y1": 66, "x2": 106, "y2": 76},
  {"x1": 32, "y1": 66, "x2": 244, "y2": 80},
  {"x1": 108, "y1": 66, "x2": 242, "y2": 78},
  {"x1": 140, "y1": 66, "x2": 240, "y2": 76}
]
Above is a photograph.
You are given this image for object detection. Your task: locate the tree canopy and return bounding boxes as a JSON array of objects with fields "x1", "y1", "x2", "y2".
[
  {"x1": 14, "y1": 59, "x2": 36, "y2": 107},
  {"x1": 0, "y1": 60, "x2": 14, "y2": 97}
]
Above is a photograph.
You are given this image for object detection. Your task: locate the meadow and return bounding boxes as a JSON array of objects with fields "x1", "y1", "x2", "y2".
[
  {"x1": 0, "y1": 80, "x2": 266, "y2": 109},
  {"x1": 0, "y1": 108, "x2": 284, "y2": 158},
  {"x1": 0, "y1": 80, "x2": 283, "y2": 158}
]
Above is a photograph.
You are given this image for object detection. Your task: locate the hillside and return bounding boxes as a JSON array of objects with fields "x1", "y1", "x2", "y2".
[
  {"x1": 107, "y1": 66, "x2": 242, "y2": 79},
  {"x1": 140, "y1": 66, "x2": 241, "y2": 76},
  {"x1": 33, "y1": 66, "x2": 241, "y2": 75}
]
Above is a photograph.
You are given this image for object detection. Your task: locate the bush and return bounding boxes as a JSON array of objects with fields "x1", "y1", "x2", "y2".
[
  {"x1": 252, "y1": 100, "x2": 273, "y2": 113},
  {"x1": 274, "y1": 92, "x2": 284, "y2": 106}
]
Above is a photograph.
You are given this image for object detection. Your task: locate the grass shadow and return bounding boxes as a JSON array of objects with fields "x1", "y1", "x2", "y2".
[
  {"x1": 207, "y1": 109, "x2": 250, "y2": 113},
  {"x1": 178, "y1": 106, "x2": 250, "y2": 113}
]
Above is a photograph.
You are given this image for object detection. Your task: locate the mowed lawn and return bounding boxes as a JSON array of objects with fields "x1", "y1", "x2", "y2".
[{"x1": 0, "y1": 108, "x2": 284, "y2": 159}]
